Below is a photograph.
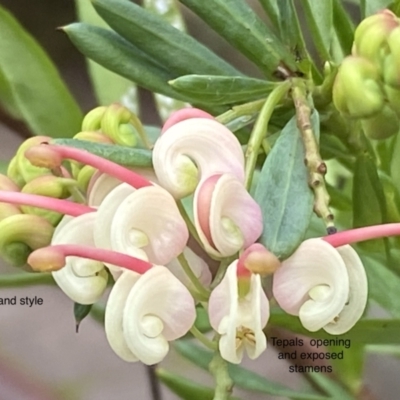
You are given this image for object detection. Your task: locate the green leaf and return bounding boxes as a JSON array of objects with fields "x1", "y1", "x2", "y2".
[
  {"x1": 170, "y1": 75, "x2": 278, "y2": 105},
  {"x1": 0, "y1": 68, "x2": 21, "y2": 119},
  {"x1": 269, "y1": 313, "x2": 400, "y2": 344},
  {"x1": 352, "y1": 155, "x2": 387, "y2": 250},
  {"x1": 52, "y1": 138, "x2": 152, "y2": 167},
  {"x1": 75, "y1": 0, "x2": 137, "y2": 108},
  {"x1": 175, "y1": 341, "x2": 330, "y2": 400},
  {"x1": 361, "y1": 255, "x2": 400, "y2": 317},
  {"x1": 258, "y1": 0, "x2": 280, "y2": 32},
  {"x1": 91, "y1": 0, "x2": 240, "y2": 77},
  {"x1": 156, "y1": 368, "x2": 239, "y2": 400},
  {"x1": 332, "y1": 0, "x2": 355, "y2": 55},
  {"x1": 300, "y1": 0, "x2": 333, "y2": 60},
  {"x1": 307, "y1": 373, "x2": 355, "y2": 400},
  {"x1": 0, "y1": 5, "x2": 82, "y2": 137},
  {"x1": 74, "y1": 302, "x2": 93, "y2": 333},
  {"x1": 361, "y1": 0, "x2": 392, "y2": 17},
  {"x1": 178, "y1": 0, "x2": 298, "y2": 77},
  {"x1": 254, "y1": 113, "x2": 318, "y2": 259},
  {"x1": 64, "y1": 23, "x2": 186, "y2": 101}
]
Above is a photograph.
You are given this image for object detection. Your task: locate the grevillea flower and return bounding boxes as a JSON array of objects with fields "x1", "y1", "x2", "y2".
[
  {"x1": 153, "y1": 113, "x2": 244, "y2": 199},
  {"x1": 208, "y1": 244, "x2": 273, "y2": 364},
  {"x1": 273, "y1": 238, "x2": 368, "y2": 334},
  {"x1": 105, "y1": 267, "x2": 196, "y2": 364},
  {"x1": 52, "y1": 214, "x2": 108, "y2": 305},
  {"x1": 194, "y1": 173, "x2": 263, "y2": 258}
]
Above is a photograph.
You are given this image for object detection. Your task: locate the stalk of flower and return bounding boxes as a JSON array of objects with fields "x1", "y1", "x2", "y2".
[
  {"x1": 208, "y1": 244, "x2": 280, "y2": 364},
  {"x1": 28, "y1": 243, "x2": 196, "y2": 365},
  {"x1": 271, "y1": 221, "x2": 400, "y2": 334}
]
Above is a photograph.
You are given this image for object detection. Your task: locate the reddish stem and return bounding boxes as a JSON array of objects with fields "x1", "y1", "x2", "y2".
[
  {"x1": 0, "y1": 191, "x2": 94, "y2": 216},
  {"x1": 323, "y1": 223, "x2": 400, "y2": 247}
]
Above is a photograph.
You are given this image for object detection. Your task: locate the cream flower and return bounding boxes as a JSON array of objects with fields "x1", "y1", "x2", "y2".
[
  {"x1": 208, "y1": 261, "x2": 269, "y2": 364},
  {"x1": 105, "y1": 266, "x2": 196, "y2": 364},
  {"x1": 153, "y1": 117, "x2": 244, "y2": 199},
  {"x1": 273, "y1": 238, "x2": 368, "y2": 334},
  {"x1": 194, "y1": 174, "x2": 263, "y2": 258},
  {"x1": 51, "y1": 213, "x2": 108, "y2": 304}
]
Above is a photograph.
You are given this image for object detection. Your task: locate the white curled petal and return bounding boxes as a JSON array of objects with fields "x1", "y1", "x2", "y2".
[
  {"x1": 167, "y1": 247, "x2": 212, "y2": 289},
  {"x1": 105, "y1": 271, "x2": 140, "y2": 362},
  {"x1": 123, "y1": 266, "x2": 196, "y2": 365},
  {"x1": 52, "y1": 213, "x2": 108, "y2": 304},
  {"x1": 209, "y1": 262, "x2": 268, "y2": 364},
  {"x1": 324, "y1": 245, "x2": 368, "y2": 334},
  {"x1": 94, "y1": 183, "x2": 143, "y2": 280},
  {"x1": 153, "y1": 118, "x2": 244, "y2": 199},
  {"x1": 194, "y1": 174, "x2": 262, "y2": 258},
  {"x1": 111, "y1": 186, "x2": 189, "y2": 265},
  {"x1": 273, "y1": 238, "x2": 349, "y2": 332}
]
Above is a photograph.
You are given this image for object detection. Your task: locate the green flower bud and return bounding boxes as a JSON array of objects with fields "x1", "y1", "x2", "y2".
[
  {"x1": 101, "y1": 103, "x2": 138, "y2": 147},
  {"x1": 20, "y1": 176, "x2": 72, "y2": 225},
  {"x1": 383, "y1": 27, "x2": 400, "y2": 90},
  {"x1": 353, "y1": 10, "x2": 399, "y2": 69},
  {"x1": 0, "y1": 174, "x2": 21, "y2": 222},
  {"x1": 361, "y1": 105, "x2": 400, "y2": 140},
  {"x1": 7, "y1": 156, "x2": 24, "y2": 187},
  {"x1": 384, "y1": 84, "x2": 400, "y2": 116},
  {"x1": 333, "y1": 56, "x2": 385, "y2": 118},
  {"x1": 77, "y1": 165, "x2": 96, "y2": 191},
  {"x1": 16, "y1": 136, "x2": 52, "y2": 184},
  {"x1": 74, "y1": 131, "x2": 114, "y2": 144},
  {"x1": 0, "y1": 214, "x2": 54, "y2": 267},
  {"x1": 81, "y1": 106, "x2": 107, "y2": 131}
]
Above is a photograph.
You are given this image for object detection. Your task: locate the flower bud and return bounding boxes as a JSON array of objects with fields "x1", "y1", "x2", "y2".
[
  {"x1": 7, "y1": 156, "x2": 24, "y2": 187},
  {"x1": 81, "y1": 106, "x2": 107, "y2": 131},
  {"x1": 16, "y1": 136, "x2": 52, "y2": 184},
  {"x1": 20, "y1": 176, "x2": 72, "y2": 225},
  {"x1": 239, "y1": 243, "x2": 281, "y2": 276},
  {"x1": 77, "y1": 165, "x2": 97, "y2": 191},
  {"x1": 0, "y1": 214, "x2": 54, "y2": 267},
  {"x1": 74, "y1": 131, "x2": 114, "y2": 144},
  {"x1": 101, "y1": 103, "x2": 137, "y2": 147},
  {"x1": 384, "y1": 84, "x2": 400, "y2": 116},
  {"x1": 361, "y1": 105, "x2": 400, "y2": 140},
  {"x1": 0, "y1": 174, "x2": 21, "y2": 222},
  {"x1": 333, "y1": 56, "x2": 385, "y2": 118}
]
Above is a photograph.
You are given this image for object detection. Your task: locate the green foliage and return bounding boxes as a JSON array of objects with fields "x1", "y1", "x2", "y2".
[
  {"x1": 0, "y1": 5, "x2": 82, "y2": 137},
  {"x1": 175, "y1": 341, "x2": 330, "y2": 399},
  {"x1": 254, "y1": 113, "x2": 318, "y2": 259}
]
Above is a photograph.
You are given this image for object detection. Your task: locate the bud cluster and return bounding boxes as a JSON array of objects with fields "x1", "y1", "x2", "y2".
[{"x1": 333, "y1": 10, "x2": 400, "y2": 139}]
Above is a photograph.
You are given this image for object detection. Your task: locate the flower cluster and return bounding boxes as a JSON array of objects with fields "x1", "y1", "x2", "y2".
[
  {"x1": 333, "y1": 9, "x2": 400, "y2": 139},
  {"x1": 0, "y1": 106, "x2": 371, "y2": 367}
]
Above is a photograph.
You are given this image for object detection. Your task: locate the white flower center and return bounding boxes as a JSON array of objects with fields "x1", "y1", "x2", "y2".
[{"x1": 140, "y1": 315, "x2": 164, "y2": 338}]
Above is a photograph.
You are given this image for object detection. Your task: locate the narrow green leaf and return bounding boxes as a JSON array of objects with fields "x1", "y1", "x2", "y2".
[
  {"x1": 332, "y1": 0, "x2": 355, "y2": 55},
  {"x1": 258, "y1": 0, "x2": 280, "y2": 32},
  {"x1": 74, "y1": 302, "x2": 93, "y2": 333},
  {"x1": 178, "y1": 0, "x2": 298, "y2": 77},
  {"x1": 0, "y1": 69, "x2": 21, "y2": 119},
  {"x1": 92, "y1": 0, "x2": 240, "y2": 77},
  {"x1": 0, "y1": 5, "x2": 82, "y2": 137},
  {"x1": 170, "y1": 75, "x2": 278, "y2": 105},
  {"x1": 353, "y1": 155, "x2": 387, "y2": 250},
  {"x1": 269, "y1": 313, "x2": 400, "y2": 344},
  {"x1": 254, "y1": 113, "x2": 318, "y2": 259},
  {"x1": 156, "y1": 368, "x2": 239, "y2": 400},
  {"x1": 63, "y1": 23, "x2": 192, "y2": 102},
  {"x1": 300, "y1": 0, "x2": 333, "y2": 60},
  {"x1": 361, "y1": 0, "x2": 392, "y2": 17},
  {"x1": 175, "y1": 341, "x2": 330, "y2": 400},
  {"x1": 52, "y1": 138, "x2": 152, "y2": 167},
  {"x1": 307, "y1": 373, "x2": 355, "y2": 400},
  {"x1": 361, "y1": 255, "x2": 400, "y2": 317},
  {"x1": 75, "y1": 0, "x2": 137, "y2": 108}
]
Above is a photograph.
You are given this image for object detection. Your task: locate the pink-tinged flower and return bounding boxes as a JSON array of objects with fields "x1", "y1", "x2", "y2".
[
  {"x1": 153, "y1": 117, "x2": 244, "y2": 199},
  {"x1": 105, "y1": 267, "x2": 196, "y2": 364},
  {"x1": 208, "y1": 246, "x2": 270, "y2": 364},
  {"x1": 94, "y1": 184, "x2": 189, "y2": 272},
  {"x1": 194, "y1": 174, "x2": 262, "y2": 258},
  {"x1": 273, "y1": 238, "x2": 368, "y2": 334},
  {"x1": 52, "y1": 213, "x2": 108, "y2": 304}
]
